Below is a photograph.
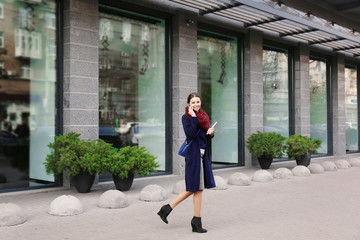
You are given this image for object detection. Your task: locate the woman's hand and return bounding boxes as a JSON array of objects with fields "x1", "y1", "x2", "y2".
[
  {"x1": 188, "y1": 106, "x2": 196, "y2": 117},
  {"x1": 207, "y1": 127, "x2": 214, "y2": 135}
]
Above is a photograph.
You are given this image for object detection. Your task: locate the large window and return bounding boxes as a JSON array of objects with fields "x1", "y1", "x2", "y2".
[
  {"x1": 310, "y1": 58, "x2": 328, "y2": 154},
  {"x1": 0, "y1": 1, "x2": 57, "y2": 191},
  {"x1": 98, "y1": 6, "x2": 167, "y2": 172},
  {"x1": 263, "y1": 48, "x2": 289, "y2": 138},
  {"x1": 345, "y1": 66, "x2": 358, "y2": 152},
  {"x1": 197, "y1": 31, "x2": 239, "y2": 167}
]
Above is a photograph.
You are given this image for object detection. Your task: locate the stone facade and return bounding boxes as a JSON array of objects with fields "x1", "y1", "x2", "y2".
[{"x1": 61, "y1": 0, "x2": 358, "y2": 180}]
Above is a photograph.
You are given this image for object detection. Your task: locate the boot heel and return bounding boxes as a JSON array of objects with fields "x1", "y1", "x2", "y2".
[{"x1": 191, "y1": 223, "x2": 197, "y2": 232}]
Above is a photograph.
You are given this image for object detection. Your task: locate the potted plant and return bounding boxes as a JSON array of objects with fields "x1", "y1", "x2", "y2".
[
  {"x1": 44, "y1": 132, "x2": 114, "y2": 193},
  {"x1": 246, "y1": 131, "x2": 286, "y2": 169},
  {"x1": 285, "y1": 134, "x2": 322, "y2": 166},
  {"x1": 105, "y1": 146, "x2": 159, "y2": 191}
]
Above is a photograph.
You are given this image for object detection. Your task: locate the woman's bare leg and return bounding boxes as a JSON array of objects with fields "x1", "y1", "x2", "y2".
[
  {"x1": 169, "y1": 189, "x2": 193, "y2": 209},
  {"x1": 193, "y1": 190, "x2": 203, "y2": 217}
]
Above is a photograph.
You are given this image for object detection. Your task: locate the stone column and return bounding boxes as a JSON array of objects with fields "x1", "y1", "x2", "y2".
[
  {"x1": 331, "y1": 53, "x2": 346, "y2": 155},
  {"x1": 172, "y1": 10, "x2": 198, "y2": 175},
  {"x1": 243, "y1": 29, "x2": 263, "y2": 167},
  {"x1": 63, "y1": 0, "x2": 99, "y2": 140},
  {"x1": 294, "y1": 43, "x2": 310, "y2": 136},
  {"x1": 62, "y1": 0, "x2": 99, "y2": 187}
]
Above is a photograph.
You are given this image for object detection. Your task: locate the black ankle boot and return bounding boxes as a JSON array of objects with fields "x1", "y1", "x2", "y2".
[
  {"x1": 157, "y1": 204, "x2": 172, "y2": 224},
  {"x1": 191, "y1": 216, "x2": 207, "y2": 233}
]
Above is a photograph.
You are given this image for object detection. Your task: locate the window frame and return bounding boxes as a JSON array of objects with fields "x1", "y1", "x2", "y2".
[
  {"x1": 345, "y1": 62, "x2": 360, "y2": 154},
  {"x1": 263, "y1": 43, "x2": 295, "y2": 138},
  {"x1": 197, "y1": 22, "x2": 244, "y2": 167},
  {"x1": 309, "y1": 53, "x2": 333, "y2": 156},
  {"x1": 99, "y1": 1, "x2": 172, "y2": 174}
]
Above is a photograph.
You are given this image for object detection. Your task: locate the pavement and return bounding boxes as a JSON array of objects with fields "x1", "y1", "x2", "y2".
[{"x1": 1, "y1": 154, "x2": 360, "y2": 240}]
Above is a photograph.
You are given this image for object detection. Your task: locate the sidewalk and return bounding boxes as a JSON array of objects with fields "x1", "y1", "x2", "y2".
[{"x1": 1, "y1": 154, "x2": 360, "y2": 240}]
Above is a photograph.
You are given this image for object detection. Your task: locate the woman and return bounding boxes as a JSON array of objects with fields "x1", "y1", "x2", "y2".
[{"x1": 157, "y1": 92, "x2": 216, "y2": 233}]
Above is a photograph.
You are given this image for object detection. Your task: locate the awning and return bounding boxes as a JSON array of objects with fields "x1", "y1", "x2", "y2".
[{"x1": 169, "y1": 0, "x2": 360, "y2": 58}]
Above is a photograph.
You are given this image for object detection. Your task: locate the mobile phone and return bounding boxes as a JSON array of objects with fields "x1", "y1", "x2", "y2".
[{"x1": 211, "y1": 122, "x2": 218, "y2": 128}]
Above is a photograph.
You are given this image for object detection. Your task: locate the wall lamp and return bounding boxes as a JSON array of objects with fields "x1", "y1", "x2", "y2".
[{"x1": 186, "y1": 18, "x2": 194, "y2": 26}]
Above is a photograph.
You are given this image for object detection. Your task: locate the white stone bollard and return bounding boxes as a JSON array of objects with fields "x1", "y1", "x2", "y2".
[
  {"x1": 210, "y1": 176, "x2": 228, "y2": 190},
  {"x1": 321, "y1": 161, "x2": 338, "y2": 171},
  {"x1": 335, "y1": 159, "x2": 351, "y2": 169},
  {"x1": 139, "y1": 184, "x2": 167, "y2": 202},
  {"x1": 348, "y1": 158, "x2": 360, "y2": 167},
  {"x1": 172, "y1": 180, "x2": 186, "y2": 195},
  {"x1": 308, "y1": 163, "x2": 325, "y2": 174},
  {"x1": 252, "y1": 170, "x2": 273, "y2": 182},
  {"x1": 273, "y1": 168, "x2": 293, "y2": 179},
  {"x1": 48, "y1": 195, "x2": 84, "y2": 216},
  {"x1": 0, "y1": 203, "x2": 26, "y2": 227},
  {"x1": 228, "y1": 172, "x2": 251, "y2": 186},
  {"x1": 98, "y1": 190, "x2": 128, "y2": 209},
  {"x1": 292, "y1": 166, "x2": 311, "y2": 176}
]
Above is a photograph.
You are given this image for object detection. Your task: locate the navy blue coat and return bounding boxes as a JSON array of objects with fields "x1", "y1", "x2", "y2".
[{"x1": 182, "y1": 115, "x2": 216, "y2": 191}]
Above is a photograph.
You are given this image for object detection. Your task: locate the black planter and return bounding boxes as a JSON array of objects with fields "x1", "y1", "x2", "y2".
[
  {"x1": 112, "y1": 171, "x2": 135, "y2": 191},
  {"x1": 71, "y1": 170, "x2": 95, "y2": 193},
  {"x1": 296, "y1": 150, "x2": 311, "y2": 166},
  {"x1": 257, "y1": 156, "x2": 273, "y2": 169}
]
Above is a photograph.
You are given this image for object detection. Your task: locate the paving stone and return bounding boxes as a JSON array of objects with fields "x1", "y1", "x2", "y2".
[
  {"x1": 348, "y1": 158, "x2": 360, "y2": 167},
  {"x1": 321, "y1": 161, "x2": 338, "y2": 171},
  {"x1": 228, "y1": 172, "x2": 251, "y2": 186},
  {"x1": 273, "y1": 168, "x2": 293, "y2": 179},
  {"x1": 98, "y1": 190, "x2": 128, "y2": 209},
  {"x1": 252, "y1": 170, "x2": 273, "y2": 182},
  {"x1": 139, "y1": 184, "x2": 167, "y2": 202},
  {"x1": 0, "y1": 203, "x2": 26, "y2": 227},
  {"x1": 292, "y1": 166, "x2": 311, "y2": 176},
  {"x1": 48, "y1": 195, "x2": 83, "y2": 216},
  {"x1": 335, "y1": 159, "x2": 351, "y2": 169},
  {"x1": 308, "y1": 163, "x2": 325, "y2": 174}
]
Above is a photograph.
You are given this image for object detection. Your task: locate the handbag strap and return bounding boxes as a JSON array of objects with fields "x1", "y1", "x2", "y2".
[{"x1": 187, "y1": 129, "x2": 201, "y2": 144}]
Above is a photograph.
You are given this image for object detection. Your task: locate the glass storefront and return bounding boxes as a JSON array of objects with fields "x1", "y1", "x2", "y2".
[
  {"x1": 0, "y1": 1, "x2": 57, "y2": 191},
  {"x1": 197, "y1": 31, "x2": 239, "y2": 166},
  {"x1": 345, "y1": 66, "x2": 358, "y2": 152},
  {"x1": 263, "y1": 48, "x2": 289, "y2": 138},
  {"x1": 309, "y1": 59, "x2": 328, "y2": 154},
  {"x1": 98, "y1": 6, "x2": 167, "y2": 173}
]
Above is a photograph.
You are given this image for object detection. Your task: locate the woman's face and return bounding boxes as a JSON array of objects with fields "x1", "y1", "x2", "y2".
[{"x1": 189, "y1": 97, "x2": 201, "y2": 112}]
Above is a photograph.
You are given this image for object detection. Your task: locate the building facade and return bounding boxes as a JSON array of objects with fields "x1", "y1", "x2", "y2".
[{"x1": 0, "y1": 0, "x2": 359, "y2": 192}]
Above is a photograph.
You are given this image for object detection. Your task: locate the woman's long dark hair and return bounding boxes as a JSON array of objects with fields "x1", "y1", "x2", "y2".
[{"x1": 187, "y1": 92, "x2": 202, "y2": 104}]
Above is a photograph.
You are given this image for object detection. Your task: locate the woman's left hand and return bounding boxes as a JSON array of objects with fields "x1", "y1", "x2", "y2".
[{"x1": 207, "y1": 127, "x2": 214, "y2": 135}]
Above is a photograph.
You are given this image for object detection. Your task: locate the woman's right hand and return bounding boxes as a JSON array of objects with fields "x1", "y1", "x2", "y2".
[{"x1": 188, "y1": 106, "x2": 196, "y2": 117}]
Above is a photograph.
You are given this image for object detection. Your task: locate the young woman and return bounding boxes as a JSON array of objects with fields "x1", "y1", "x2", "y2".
[{"x1": 157, "y1": 92, "x2": 216, "y2": 233}]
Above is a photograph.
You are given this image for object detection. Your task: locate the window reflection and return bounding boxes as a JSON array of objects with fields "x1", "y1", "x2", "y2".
[
  {"x1": 0, "y1": 1, "x2": 56, "y2": 191},
  {"x1": 345, "y1": 67, "x2": 358, "y2": 152},
  {"x1": 99, "y1": 8, "x2": 166, "y2": 172},
  {"x1": 263, "y1": 49, "x2": 289, "y2": 138},
  {"x1": 310, "y1": 59, "x2": 328, "y2": 153},
  {"x1": 197, "y1": 32, "x2": 238, "y2": 166}
]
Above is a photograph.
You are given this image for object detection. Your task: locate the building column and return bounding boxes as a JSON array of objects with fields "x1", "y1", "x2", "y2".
[
  {"x1": 294, "y1": 43, "x2": 310, "y2": 136},
  {"x1": 172, "y1": 10, "x2": 198, "y2": 175},
  {"x1": 332, "y1": 53, "x2": 346, "y2": 155},
  {"x1": 62, "y1": 0, "x2": 99, "y2": 186},
  {"x1": 243, "y1": 29, "x2": 263, "y2": 167},
  {"x1": 63, "y1": 0, "x2": 99, "y2": 140}
]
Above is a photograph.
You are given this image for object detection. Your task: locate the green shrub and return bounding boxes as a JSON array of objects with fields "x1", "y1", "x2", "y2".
[
  {"x1": 246, "y1": 131, "x2": 286, "y2": 159},
  {"x1": 285, "y1": 134, "x2": 322, "y2": 161},
  {"x1": 104, "y1": 146, "x2": 159, "y2": 179},
  {"x1": 44, "y1": 132, "x2": 114, "y2": 178}
]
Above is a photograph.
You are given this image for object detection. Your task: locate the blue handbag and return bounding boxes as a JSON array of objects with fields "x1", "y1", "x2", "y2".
[{"x1": 178, "y1": 129, "x2": 201, "y2": 157}]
